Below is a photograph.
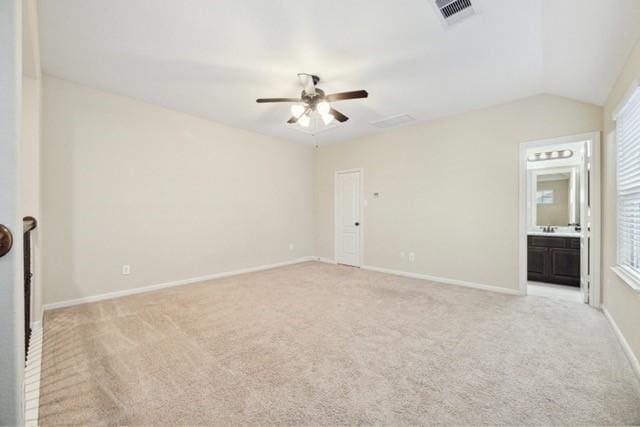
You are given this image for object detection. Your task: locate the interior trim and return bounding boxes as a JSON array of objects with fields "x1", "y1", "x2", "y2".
[
  {"x1": 612, "y1": 77, "x2": 640, "y2": 120},
  {"x1": 361, "y1": 265, "x2": 521, "y2": 296},
  {"x1": 611, "y1": 266, "x2": 640, "y2": 292},
  {"x1": 603, "y1": 306, "x2": 640, "y2": 381},
  {"x1": 42, "y1": 256, "x2": 316, "y2": 311}
]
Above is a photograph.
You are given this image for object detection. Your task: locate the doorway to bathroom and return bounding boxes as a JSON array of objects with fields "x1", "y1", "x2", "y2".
[{"x1": 518, "y1": 132, "x2": 601, "y2": 306}]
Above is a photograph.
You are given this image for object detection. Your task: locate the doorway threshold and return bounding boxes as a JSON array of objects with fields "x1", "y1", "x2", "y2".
[{"x1": 528, "y1": 281, "x2": 583, "y2": 303}]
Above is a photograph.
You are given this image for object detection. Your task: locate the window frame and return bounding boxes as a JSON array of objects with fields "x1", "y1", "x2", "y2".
[{"x1": 612, "y1": 79, "x2": 640, "y2": 292}]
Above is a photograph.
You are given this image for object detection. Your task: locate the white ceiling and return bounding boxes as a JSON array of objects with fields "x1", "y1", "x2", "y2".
[{"x1": 38, "y1": 0, "x2": 640, "y2": 145}]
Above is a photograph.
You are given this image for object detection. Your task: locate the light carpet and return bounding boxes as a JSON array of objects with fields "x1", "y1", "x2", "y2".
[{"x1": 39, "y1": 261, "x2": 640, "y2": 425}]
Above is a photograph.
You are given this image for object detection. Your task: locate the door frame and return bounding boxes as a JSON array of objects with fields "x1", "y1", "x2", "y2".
[
  {"x1": 334, "y1": 168, "x2": 364, "y2": 267},
  {"x1": 518, "y1": 132, "x2": 601, "y2": 307},
  {"x1": 0, "y1": 0, "x2": 25, "y2": 423}
]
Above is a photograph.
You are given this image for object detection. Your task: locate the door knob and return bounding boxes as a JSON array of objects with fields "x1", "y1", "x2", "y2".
[
  {"x1": 0, "y1": 224, "x2": 13, "y2": 258},
  {"x1": 355, "y1": 222, "x2": 360, "y2": 226}
]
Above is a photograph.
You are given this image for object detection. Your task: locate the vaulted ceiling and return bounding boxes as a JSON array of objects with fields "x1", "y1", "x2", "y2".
[{"x1": 38, "y1": 0, "x2": 640, "y2": 144}]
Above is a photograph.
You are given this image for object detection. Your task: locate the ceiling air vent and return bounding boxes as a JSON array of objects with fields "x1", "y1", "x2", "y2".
[
  {"x1": 370, "y1": 114, "x2": 415, "y2": 129},
  {"x1": 435, "y1": 0, "x2": 475, "y2": 25}
]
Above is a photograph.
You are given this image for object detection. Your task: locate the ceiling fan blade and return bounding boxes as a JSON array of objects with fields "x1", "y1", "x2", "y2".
[
  {"x1": 297, "y1": 73, "x2": 316, "y2": 96},
  {"x1": 325, "y1": 90, "x2": 368, "y2": 102},
  {"x1": 256, "y1": 97, "x2": 300, "y2": 103},
  {"x1": 329, "y1": 108, "x2": 349, "y2": 123}
]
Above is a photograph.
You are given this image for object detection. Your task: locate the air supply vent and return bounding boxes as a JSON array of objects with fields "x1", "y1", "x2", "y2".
[
  {"x1": 370, "y1": 114, "x2": 415, "y2": 129},
  {"x1": 435, "y1": 0, "x2": 475, "y2": 25}
]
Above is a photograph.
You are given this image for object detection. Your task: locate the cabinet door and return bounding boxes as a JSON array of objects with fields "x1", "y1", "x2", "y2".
[
  {"x1": 527, "y1": 247, "x2": 548, "y2": 282},
  {"x1": 549, "y1": 248, "x2": 580, "y2": 286}
]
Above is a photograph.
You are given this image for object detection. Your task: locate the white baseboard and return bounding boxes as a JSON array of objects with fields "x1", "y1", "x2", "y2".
[
  {"x1": 42, "y1": 256, "x2": 316, "y2": 311},
  {"x1": 603, "y1": 306, "x2": 640, "y2": 381},
  {"x1": 361, "y1": 265, "x2": 521, "y2": 296},
  {"x1": 41, "y1": 257, "x2": 521, "y2": 311}
]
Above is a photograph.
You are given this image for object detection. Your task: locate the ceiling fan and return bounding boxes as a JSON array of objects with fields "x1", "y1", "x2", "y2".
[{"x1": 256, "y1": 73, "x2": 368, "y2": 127}]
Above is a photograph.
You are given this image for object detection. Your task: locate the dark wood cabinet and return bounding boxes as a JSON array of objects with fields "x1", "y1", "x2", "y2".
[{"x1": 527, "y1": 235, "x2": 580, "y2": 286}]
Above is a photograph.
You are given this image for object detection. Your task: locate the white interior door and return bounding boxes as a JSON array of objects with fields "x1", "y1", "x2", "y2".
[
  {"x1": 0, "y1": 0, "x2": 25, "y2": 423},
  {"x1": 335, "y1": 170, "x2": 362, "y2": 267}
]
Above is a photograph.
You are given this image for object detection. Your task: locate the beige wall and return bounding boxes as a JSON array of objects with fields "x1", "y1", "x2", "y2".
[
  {"x1": 536, "y1": 179, "x2": 569, "y2": 226},
  {"x1": 602, "y1": 39, "x2": 640, "y2": 363},
  {"x1": 315, "y1": 94, "x2": 602, "y2": 291},
  {"x1": 21, "y1": 76, "x2": 42, "y2": 321},
  {"x1": 41, "y1": 76, "x2": 315, "y2": 305}
]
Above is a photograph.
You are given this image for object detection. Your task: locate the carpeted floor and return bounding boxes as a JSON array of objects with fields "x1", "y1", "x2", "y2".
[{"x1": 39, "y1": 261, "x2": 640, "y2": 425}]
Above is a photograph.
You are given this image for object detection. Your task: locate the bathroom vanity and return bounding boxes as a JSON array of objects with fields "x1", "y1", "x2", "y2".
[{"x1": 527, "y1": 233, "x2": 580, "y2": 286}]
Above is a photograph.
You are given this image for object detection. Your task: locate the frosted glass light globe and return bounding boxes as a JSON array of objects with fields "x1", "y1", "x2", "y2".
[
  {"x1": 298, "y1": 114, "x2": 310, "y2": 127},
  {"x1": 291, "y1": 104, "x2": 305, "y2": 118},
  {"x1": 317, "y1": 101, "x2": 330, "y2": 115}
]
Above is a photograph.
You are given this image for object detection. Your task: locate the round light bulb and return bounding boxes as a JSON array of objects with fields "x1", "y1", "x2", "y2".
[
  {"x1": 321, "y1": 113, "x2": 334, "y2": 125},
  {"x1": 291, "y1": 104, "x2": 305, "y2": 118},
  {"x1": 298, "y1": 114, "x2": 310, "y2": 127},
  {"x1": 551, "y1": 151, "x2": 559, "y2": 158},
  {"x1": 317, "y1": 101, "x2": 330, "y2": 115}
]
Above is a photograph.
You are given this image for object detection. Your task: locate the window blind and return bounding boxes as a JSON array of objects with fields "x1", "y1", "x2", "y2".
[{"x1": 617, "y1": 87, "x2": 640, "y2": 280}]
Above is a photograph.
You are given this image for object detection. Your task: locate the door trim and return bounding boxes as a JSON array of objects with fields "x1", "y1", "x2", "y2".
[
  {"x1": 518, "y1": 132, "x2": 601, "y2": 307},
  {"x1": 334, "y1": 168, "x2": 364, "y2": 267}
]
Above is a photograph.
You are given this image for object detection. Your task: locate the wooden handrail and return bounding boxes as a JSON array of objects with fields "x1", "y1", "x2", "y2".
[
  {"x1": 23, "y1": 216, "x2": 37, "y2": 360},
  {"x1": 23, "y1": 215, "x2": 37, "y2": 233}
]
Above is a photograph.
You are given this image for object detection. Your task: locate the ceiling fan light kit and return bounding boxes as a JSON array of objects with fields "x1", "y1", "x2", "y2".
[
  {"x1": 298, "y1": 114, "x2": 311, "y2": 127},
  {"x1": 290, "y1": 104, "x2": 305, "y2": 118},
  {"x1": 257, "y1": 74, "x2": 368, "y2": 128},
  {"x1": 321, "y1": 113, "x2": 334, "y2": 125}
]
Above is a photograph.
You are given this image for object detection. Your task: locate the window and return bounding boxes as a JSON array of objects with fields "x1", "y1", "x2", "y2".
[
  {"x1": 536, "y1": 190, "x2": 554, "y2": 204},
  {"x1": 616, "y1": 86, "x2": 640, "y2": 284}
]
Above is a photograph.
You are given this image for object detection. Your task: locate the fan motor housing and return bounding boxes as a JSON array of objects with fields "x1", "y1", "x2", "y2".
[{"x1": 301, "y1": 88, "x2": 325, "y2": 108}]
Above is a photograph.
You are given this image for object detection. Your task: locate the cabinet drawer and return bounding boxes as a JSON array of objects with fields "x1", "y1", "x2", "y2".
[{"x1": 529, "y1": 236, "x2": 567, "y2": 248}]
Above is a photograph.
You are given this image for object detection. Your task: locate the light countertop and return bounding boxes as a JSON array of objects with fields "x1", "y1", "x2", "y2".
[{"x1": 528, "y1": 231, "x2": 581, "y2": 238}]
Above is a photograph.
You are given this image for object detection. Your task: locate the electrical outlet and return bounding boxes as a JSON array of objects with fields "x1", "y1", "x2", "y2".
[
  {"x1": 408, "y1": 252, "x2": 415, "y2": 262},
  {"x1": 289, "y1": 243, "x2": 294, "y2": 251},
  {"x1": 122, "y1": 265, "x2": 130, "y2": 275},
  {"x1": 400, "y1": 251, "x2": 406, "y2": 259}
]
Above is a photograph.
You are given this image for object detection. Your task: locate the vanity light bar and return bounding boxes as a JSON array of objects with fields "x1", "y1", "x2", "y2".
[{"x1": 527, "y1": 149, "x2": 573, "y2": 162}]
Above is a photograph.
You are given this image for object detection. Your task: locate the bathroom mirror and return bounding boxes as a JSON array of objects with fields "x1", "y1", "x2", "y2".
[{"x1": 533, "y1": 167, "x2": 580, "y2": 227}]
